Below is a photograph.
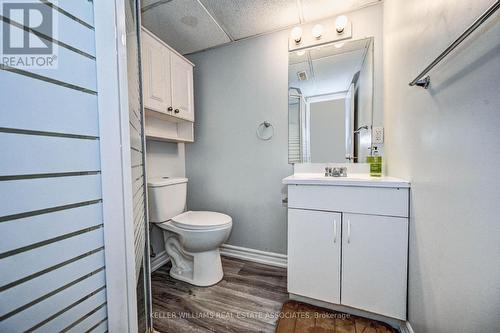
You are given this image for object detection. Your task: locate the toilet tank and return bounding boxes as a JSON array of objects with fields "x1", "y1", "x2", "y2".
[{"x1": 147, "y1": 177, "x2": 188, "y2": 223}]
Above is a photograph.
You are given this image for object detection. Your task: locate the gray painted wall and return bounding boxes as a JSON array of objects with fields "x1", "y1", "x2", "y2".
[
  {"x1": 185, "y1": 4, "x2": 383, "y2": 254},
  {"x1": 187, "y1": 31, "x2": 293, "y2": 254},
  {"x1": 383, "y1": 0, "x2": 500, "y2": 332}
]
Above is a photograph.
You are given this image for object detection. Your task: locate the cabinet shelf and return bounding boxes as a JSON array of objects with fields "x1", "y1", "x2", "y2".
[
  {"x1": 145, "y1": 109, "x2": 194, "y2": 143},
  {"x1": 145, "y1": 134, "x2": 194, "y2": 143}
]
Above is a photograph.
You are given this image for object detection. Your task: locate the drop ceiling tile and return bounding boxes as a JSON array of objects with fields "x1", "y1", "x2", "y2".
[
  {"x1": 300, "y1": 0, "x2": 380, "y2": 22},
  {"x1": 201, "y1": 0, "x2": 301, "y2": 40},
  {"x1": 141, "y1": 0, "x2": 231, "y2": 54}
]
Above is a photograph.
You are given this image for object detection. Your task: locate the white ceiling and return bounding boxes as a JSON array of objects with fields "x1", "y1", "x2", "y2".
[{"x1": 141, "y1": 0, "x2": 380, "y2": 54}]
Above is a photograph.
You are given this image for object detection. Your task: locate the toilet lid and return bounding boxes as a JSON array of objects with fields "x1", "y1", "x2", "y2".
[{"x1": 171, "y1": 211, "x2": 232, "y2": 230}]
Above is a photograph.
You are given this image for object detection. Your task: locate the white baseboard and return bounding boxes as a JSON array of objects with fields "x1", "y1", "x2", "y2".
[
  {"x1": 400, "y1": 321, "x2": 415, "y2": 333},
  {"x1": 220, "y1": 244, "x2": 287, "y2": 268},
  {"x1": 150, "y1": 251, "x2": 170, "y2": 272}
]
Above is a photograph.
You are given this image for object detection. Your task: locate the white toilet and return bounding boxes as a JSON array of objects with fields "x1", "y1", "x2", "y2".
[{"x1": 147, "y1": 177, "x2": 232, "y2": 286}]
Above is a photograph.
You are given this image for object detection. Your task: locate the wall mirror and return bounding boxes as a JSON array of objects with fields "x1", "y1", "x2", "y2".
[{"x1": 288, "y1": 37, "x2": 374, "y2": 164}]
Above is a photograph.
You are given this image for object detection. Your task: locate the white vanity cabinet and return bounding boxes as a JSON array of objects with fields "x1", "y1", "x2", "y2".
[
  {"x1": 288, "y1": 209, "x2": 341, "y2": 304},
  {"x1": 341, "y1": 213, "x2": 408, "y2": 319},
  {"x1": 141, "y1": 28, "x2": 194, "y2": 122},
  {"x1": 285, "y1": 174, "x2": 410, "y2": 320}
]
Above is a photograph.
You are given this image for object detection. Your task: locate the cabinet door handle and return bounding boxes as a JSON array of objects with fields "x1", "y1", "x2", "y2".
[
  {"x1": 347, "y1": 220, "x2": 351, "y2": 244},
  {"x1": 174, "y1": 109, "x2": 180, "y2": 114},
  {"x1": 333, "y1": 219, "x2": 337, "y2": 243}
]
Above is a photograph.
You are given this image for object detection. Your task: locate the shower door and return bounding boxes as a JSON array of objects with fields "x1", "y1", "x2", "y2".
[{"x1": 125, "y1": 0, "x2": 152, "y2": 332}]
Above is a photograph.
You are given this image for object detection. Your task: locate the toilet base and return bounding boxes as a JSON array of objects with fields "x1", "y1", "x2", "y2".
[
  {"x1": 168, "y1": 249, "x2": 224, "y2": 287},
  {"x1": 163, "y1": 232, "x2": 224, "y2": 287}
]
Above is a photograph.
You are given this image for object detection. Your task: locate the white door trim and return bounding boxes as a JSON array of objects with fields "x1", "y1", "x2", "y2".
[{"x1": 94, "y1": 1, "x2": 138, "y2": 332}]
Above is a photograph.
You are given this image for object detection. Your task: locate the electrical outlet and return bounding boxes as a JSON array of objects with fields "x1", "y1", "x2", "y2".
[{"x1": 373, "y1": 127, "x2": 384, "y2": 144}]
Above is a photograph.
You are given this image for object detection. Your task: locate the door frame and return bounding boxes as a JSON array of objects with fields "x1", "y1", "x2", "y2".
[{"x1": 94, "y1": 0, "x2": 141, "y2": 332}]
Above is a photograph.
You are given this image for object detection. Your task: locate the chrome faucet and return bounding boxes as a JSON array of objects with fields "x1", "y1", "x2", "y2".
[
  {"x1": 325, "y1": 167, "x2": 347, "y2": 177},
  {"x1": 354, "y1": 125, "x2": 369, "y2": 134}
]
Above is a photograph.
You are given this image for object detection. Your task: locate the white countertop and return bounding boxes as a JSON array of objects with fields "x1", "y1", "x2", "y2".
[{"x1": 283, "y1": 173, "x2": 410, "y2": 188}]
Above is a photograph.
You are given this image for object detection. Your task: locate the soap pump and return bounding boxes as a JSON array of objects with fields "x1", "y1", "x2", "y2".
[{"x1": 367, "y1": 146, "x2": 382, "y2": 177}]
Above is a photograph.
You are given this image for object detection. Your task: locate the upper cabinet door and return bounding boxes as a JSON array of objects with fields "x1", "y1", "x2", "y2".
[
  {"x1": 142, "y1": 32, "x2": 171, "y2": 114},
  {"x1": 171, "y1": 54, "x2": 194, "y2": 122},
  {"x1": 288, "y1": 209, "x2": 341, "y2": 304},
  {"x1": 341, "y1": 213, "x2": 408, "y2": 320}
]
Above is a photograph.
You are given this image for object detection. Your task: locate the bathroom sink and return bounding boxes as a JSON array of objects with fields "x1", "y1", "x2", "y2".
[{"x1": 282, "y1": 173, "x2": 410, "y2": 188}]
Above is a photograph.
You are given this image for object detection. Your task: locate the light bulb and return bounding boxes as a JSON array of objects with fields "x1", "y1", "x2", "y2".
[
  {"x1": 291, "y1": 26, "x2": 303, "y2": 44},
  {"x1": 335, "y1": 15, "x2": 348, "y2": 34},
  {"x1": 296, "y1": 50, "x2": 305, "y2": 56},
  {"x1": 334, "y1": 42, "x2": 344, "y2": 49},
  {"x1": 311, "y1": 24, "x2": 323, "y2": 39}
]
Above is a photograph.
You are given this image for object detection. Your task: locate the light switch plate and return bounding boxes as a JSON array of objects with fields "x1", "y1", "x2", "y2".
[{"x1": 373, "y1": 127, "x2": 384, "y2": 144}]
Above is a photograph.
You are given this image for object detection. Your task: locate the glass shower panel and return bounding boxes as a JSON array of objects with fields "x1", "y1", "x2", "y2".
[{"x1": 125, "y1": 0, "x2": 152, "y2": 332}]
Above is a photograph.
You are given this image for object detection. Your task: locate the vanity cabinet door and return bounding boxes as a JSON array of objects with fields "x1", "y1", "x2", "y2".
[
  {"x1": 341, "y1": 213, "x2": 408, "y2": 320},
  {"x1": 288, "y1": 209, "x2": 341, "y2": 303},
  {"x1": 171, "y1": 54, "x2": 194, "y2": 122},
  {"x1": 142, "y1": 31, "x2": 172, "y2": 114}
]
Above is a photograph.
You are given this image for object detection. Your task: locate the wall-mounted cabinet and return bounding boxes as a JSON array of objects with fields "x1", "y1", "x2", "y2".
[
  {"x1": 170, "y1": 54, "x2": 194, "y2": 122},
  {"x1": 142, "y1": 29, "x2": 172, "y2": 114},
  {"x1": 141, "y1": 28, "x2": 194, "y2": 142}
]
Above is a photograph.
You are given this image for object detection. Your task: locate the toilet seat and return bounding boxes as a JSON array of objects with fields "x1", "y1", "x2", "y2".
[{"x1": 171, "y1": 211, "x2": 232, "y2": 230}]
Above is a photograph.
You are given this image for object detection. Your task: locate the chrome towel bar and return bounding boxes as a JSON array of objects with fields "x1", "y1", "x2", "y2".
[{"x1": 409, "y1": 0, "x2": 500, "y2": 89}]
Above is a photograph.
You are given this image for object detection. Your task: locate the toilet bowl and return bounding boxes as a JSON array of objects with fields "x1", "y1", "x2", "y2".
[
  {"x1": 157, "y1": 211, "x2": 232, "y2": 286},
  {"x1": 148, "y1": 177, "x2": 232, "y2": 286}
]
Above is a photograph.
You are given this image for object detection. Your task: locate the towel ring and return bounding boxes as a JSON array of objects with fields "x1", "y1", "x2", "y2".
[{"x1": 256, "y1": 121, "x2": 274, "y2": 141}]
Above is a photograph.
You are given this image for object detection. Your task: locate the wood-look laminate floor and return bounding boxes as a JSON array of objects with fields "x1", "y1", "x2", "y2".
[
  {"x1": 152, "y1": 257, "x2": 289, "y2": 333},
  {"x1": 151, "y1": 257, "x2": 399, "y2": 333},
  {"x1": 275, "y1": 301, "x2": 398, "y2": 333}
]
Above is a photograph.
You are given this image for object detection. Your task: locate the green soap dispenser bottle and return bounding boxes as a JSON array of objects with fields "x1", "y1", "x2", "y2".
[{"x1": 367, "y1": 146, "x2": 382, "y2": 177}]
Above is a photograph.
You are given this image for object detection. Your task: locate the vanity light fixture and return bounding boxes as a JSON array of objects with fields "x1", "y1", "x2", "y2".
[
  {"x1": 291, "y1": 26, "x2": 303, "y2": 44},
  {"x1": 335, "y1": 15, "x2": 348, "y2": 34},
  {"x1": 311, "y1": 24, "x2": 323, "y2": 39}
]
